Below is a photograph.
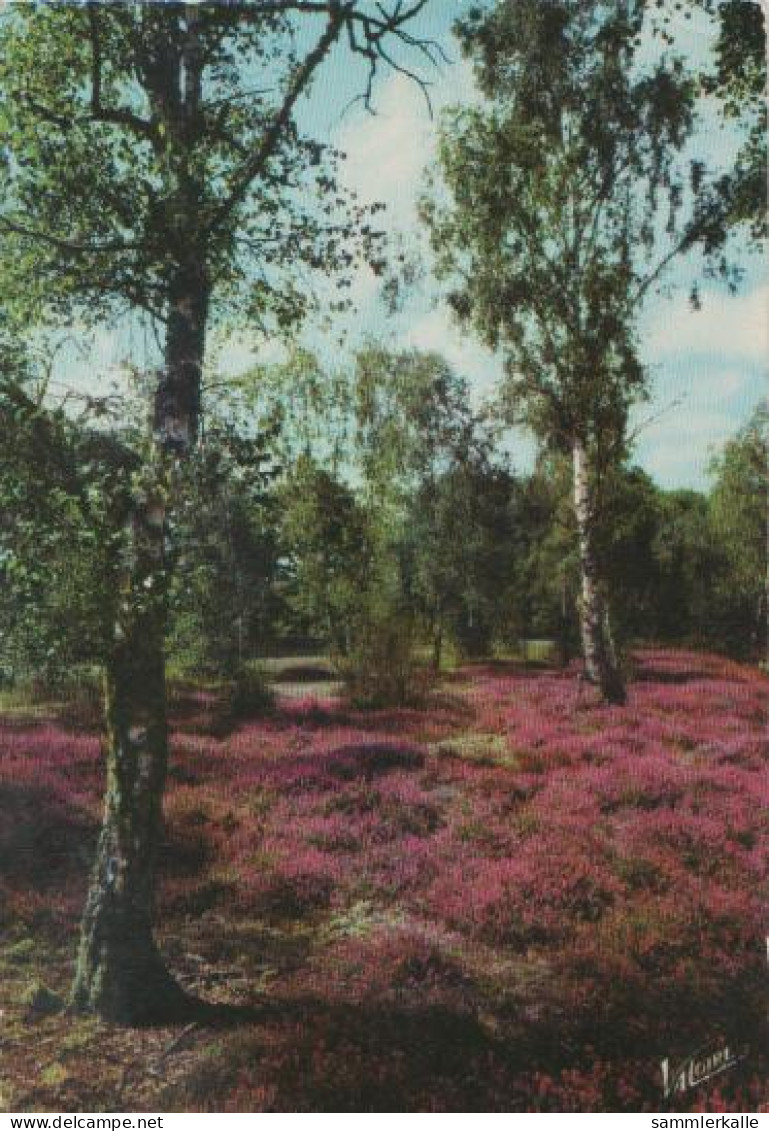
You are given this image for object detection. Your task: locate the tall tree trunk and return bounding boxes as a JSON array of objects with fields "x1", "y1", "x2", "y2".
[
  {"x1": 557, "y1": 570, "x2": 572, "y2": 669},
  {"x1": 72, "y1": 265, "x2": 209, "y2": 1023},
  {"x1": 572, "y1": 437, "x2": 626, "y2": 705},
  {"x1": 72, "y1": 492, "x2": 186, "y2": 1024},
  {"x1": 154, "y1": 264, "x2": 209, "y2": 450},
  {"x1": 432, "y1": 623, "x2": 443, "y2": 673}
]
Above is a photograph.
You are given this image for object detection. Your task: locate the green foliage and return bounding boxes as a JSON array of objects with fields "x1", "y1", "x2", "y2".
[
  {"x1": 278, "y1": 461, "x2": 430, "y2": 708},
  {"x1": 346, "y1": 346, "x2": 519, "y2": 671},
  {"x1": 347, "y1": 345, "x2": 516, "y2": 665},
  {"x1": 514, "y1": 455, "x2": 580, "y2": 652},
  {"x1": 224, "y1": 347, "x2": 355, "y2": 475},
  {"x1": 598, "y1": 465, "x2": 663, "y2": 639},
  {"x1": 717, "y1": 9, "x2": 766, "y2": 238},
  {"x1": 710, "y1": 405, "x2": 767, "y2": 597},
  {"x1": 0, "y1": 351, "x2": 135, "y2": 681},
  {"x1": 512, "y1": 458, "x2": 661, "y2": 651},
  {"x1": 168, "y1": 411, "x2": 280, "y2": 676},
  {"x1": 650, "y1": 487, "x2": 720, "y2": 642},
  {"x1": 0, "y1": 4, "x2": 389, "y2": 333},
  {"x1": 420, "y1": 1, "x2": 744, "y2": 702},
  {"x1": 709, "y1": 404, "x2": 768, "y2": 656},
  {"x1": 510, "y1": 440, "x2": 766, "y2": 662},
  {"x1": 0, "y1": 1, "x2": 435, "y2": 683},
  {"x1": 352, "y1": 345, "x2": 481, "y2": 507},
  {"x1": 685, "y1": 0, "x2": 766, "y2": 240},
  {"x1": 278, "y1": 457, "x2": 374, "y2": 655},
  {"x1": 336, "y1": 597, "x2": 429, "y2": 710},
  {"x1": 423, "y1": 0, "x2": 701, "y2": 462},
  {"x1": 404, "y1": 453, "x2": 522, "y2": 659},
  {"x1": 225, "y1": 664, "x2": 275, "y2": 721}
]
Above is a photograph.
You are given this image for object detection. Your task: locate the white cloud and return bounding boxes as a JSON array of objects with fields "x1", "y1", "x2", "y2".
[
  {"x1": 641, "y1": 283, "x2": 769, "y2": 368},
  {"x1": 637, "y1": 283, "x2": 767, "y2": 487},
  {"x1": 405, "y1": 306, "x2": 539, "y2": 472},
  {"x1": 405, "y1": 307, "x2": 502, "y2": 400},
  {"x1": 704, "y1": 370, "x2": 754, "y2": 399},
  {"x1": 212, "y1": 332, "x2": 288, "y2": 378},
  {"x1": 635, "y1": 402, "x2": 754, "y2": 489},
  {"x1": 52, "y1": 322, "x2": 141, "y2": 402},
  {"x1": 337, "y1": 74, "x2": 435, "y2": 226},
  {"x1": 336, "y1": 59, "x2": 478, "y2": 232}
]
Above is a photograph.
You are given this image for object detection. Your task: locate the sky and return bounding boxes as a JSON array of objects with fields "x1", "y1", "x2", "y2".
[{"x1": 59, "y1": 0, "x2": 767, "y2": 492}]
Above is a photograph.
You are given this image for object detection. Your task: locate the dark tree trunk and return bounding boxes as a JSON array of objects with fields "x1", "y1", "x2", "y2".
[
  {"x1": 753, "y1": 591, "x2": 767, "y2": 663},
  {"x1": 572, "y1": 437, "x2": 626, "y2": 705},
  {"x1": 432, "y1": 624, "x2": 443, "y2": 673},
  {"x1": 72, "y1": 493, "x2": 186, "y2": 1023},
  {"x1": 154, "y1": 264, "x2": 209, "y2": 450},
  {"x1": 72, "y1": 265, "x2": 209, "y2": 1023}
]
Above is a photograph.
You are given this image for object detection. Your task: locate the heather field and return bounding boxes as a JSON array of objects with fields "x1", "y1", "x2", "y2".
[{"x1": 2, "y1": 649, "x2": 768, "y2": 1113}]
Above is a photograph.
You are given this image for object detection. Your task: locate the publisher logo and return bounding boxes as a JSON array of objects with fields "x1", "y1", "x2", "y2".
[{"x1": 661, "y1": 1041, "x2": 746, "y2": 1098}]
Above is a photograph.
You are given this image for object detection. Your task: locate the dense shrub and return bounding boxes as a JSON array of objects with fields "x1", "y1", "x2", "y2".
[
  {"x1": 336, "y1": 609, "x2": 433, "y2": 709},
  {"x1": 224, "y1": 665, "x2": 275, "y2": 720}
]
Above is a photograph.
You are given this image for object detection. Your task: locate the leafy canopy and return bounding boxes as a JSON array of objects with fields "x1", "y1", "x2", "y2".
[
  {"x1": 422, "y1": 0, "x2": 717, "y2": 460},
  {"x1": 0, "y1": 1, "x2": 434, "y2": 333}
]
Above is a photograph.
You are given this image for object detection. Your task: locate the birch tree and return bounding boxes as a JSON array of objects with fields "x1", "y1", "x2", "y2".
[
  {"x1": 0, "y1": 0, "x2": 434, "y2": 1024},
  {"x1": 421, "y1": 0, "x2": 724, "y2": 703}
]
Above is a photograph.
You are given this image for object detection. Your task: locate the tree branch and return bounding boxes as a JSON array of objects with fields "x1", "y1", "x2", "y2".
[
  {"x1": 207, "y1": 5, "x2": 347, "y2": 234},
  {"x1": 207, "y1": 0, "x2": 438, "y2": 231},
  {"x1": 87, "y1": 3, "x2": 160, "y2": 147},
  {"x1": 2, "y1": 370, "x2": 141, "y2": 497},
  {"x1": 0, "y1": 216, "x2": 141, "y2": 255},
  {"x1": 632, "y1": 198, "x2": 723, "y2": 306},
  {"x1": 626, "y1": 396, "x2": 683, "y2": 446},
  {"x1": 19, "y1": 95, "x2": 74, "y2": 132}
]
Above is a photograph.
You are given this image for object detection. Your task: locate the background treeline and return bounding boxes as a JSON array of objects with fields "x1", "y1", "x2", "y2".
[{"x1": 2, "y1": 341, "x2": 765, "y2": 701}]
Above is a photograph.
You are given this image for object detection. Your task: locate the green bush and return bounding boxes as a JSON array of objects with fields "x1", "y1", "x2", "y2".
[
  {"x1": 225, "y1": 665, "x2": 275, "y2": 720},
  {"x1": 336, "y1": 609, "x2": 432, "y2": 710}
]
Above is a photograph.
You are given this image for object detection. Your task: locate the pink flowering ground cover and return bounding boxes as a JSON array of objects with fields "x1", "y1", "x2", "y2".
[{"x1": 2, "y1": 649, "x2": 768, "y2": 1112}]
